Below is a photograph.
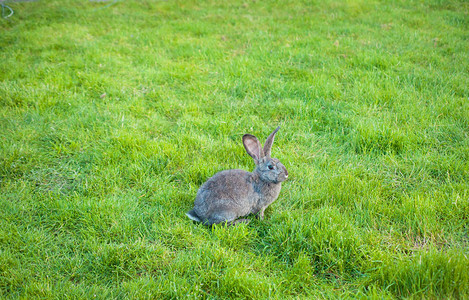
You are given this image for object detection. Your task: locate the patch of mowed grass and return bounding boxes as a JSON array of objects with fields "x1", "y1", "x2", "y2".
[{"x1": 1, "y1": 0, "x2": 468, "y2": 298}]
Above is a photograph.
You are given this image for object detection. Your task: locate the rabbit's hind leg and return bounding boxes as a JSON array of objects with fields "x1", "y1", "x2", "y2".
[
  {"x1": 207, "y1": 213, "x2": 252, "y2": 226},
  {"x1": 227, "y1": 218, "x2": 251, "y2": 226},
  {"x1": 206, "y1": 212, "x2": 236, "y2": 226},
  {"x1": 210, "y1": 218, "x2": 250, "y2": 227}
]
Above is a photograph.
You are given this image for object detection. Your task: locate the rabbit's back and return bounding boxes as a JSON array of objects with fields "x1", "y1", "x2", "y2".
[{"x1": 193, "y1": 169, "x2": 258, "y2": 224}]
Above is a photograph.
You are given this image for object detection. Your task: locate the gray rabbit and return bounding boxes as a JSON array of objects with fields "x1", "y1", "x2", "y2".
[{"x1": 186, "y1": 127, "x2": 288, "y2": 226}]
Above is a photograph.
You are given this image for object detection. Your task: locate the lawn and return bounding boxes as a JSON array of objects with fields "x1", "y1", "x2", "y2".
[{"x1": 0, "y1": 0, "x2": 468, "y2": 298}]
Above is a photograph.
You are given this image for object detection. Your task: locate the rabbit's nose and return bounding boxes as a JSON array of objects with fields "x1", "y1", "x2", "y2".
[{"x1": 283, "y1": 166, "x2": 288, "y2": 176}]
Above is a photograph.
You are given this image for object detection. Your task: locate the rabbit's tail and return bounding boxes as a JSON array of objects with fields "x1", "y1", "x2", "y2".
[{"x1": 186, "y1": 209, "x2": 202, "y2": 222}]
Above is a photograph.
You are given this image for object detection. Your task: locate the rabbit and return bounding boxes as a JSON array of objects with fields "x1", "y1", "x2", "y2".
[{"x1": 186, "y1": 126, "x2": 288, "y2": 226}]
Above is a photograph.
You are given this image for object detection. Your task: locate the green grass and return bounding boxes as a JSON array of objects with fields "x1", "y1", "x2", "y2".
[{"x1": 1, "y1": 0, "x2": 468, "y2": 298}]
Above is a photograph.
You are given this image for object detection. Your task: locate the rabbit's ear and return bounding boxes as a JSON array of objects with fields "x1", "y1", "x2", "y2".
[
  {"x1": 263, "y1": 126, "x2": 280, "y2": 157},
  {"x1": 243, "y1": 134, "x2": 264, "y2": 162}
]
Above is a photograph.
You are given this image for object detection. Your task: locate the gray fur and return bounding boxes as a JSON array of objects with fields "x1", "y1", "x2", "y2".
[
  {"x1": 187, "y1": 127, "x2": 288, "y2": 226},
  {"x1": 186, "y1": 209, "x2": 201, "y2": 222},
  {"x1": 263, "y1": 126, "x2": 280, "y2": 157}
]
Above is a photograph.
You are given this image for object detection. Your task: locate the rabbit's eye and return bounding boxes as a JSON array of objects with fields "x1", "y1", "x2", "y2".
[{"x1": 268, "y1": 165, "x2": 274, "y2": 170}]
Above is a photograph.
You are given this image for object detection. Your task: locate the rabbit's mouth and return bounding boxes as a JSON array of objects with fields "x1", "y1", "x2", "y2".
[
  {"x1": 280, "y1": 166, "x2": 289, "y2": 181},
  {"x1": 276, "y1": 172, "x2": 288, "y2": 183}
]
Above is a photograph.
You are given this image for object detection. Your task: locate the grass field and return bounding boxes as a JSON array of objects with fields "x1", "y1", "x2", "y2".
[{"x1": 1, "y1": 0, "x2": 468, "y2": 298}]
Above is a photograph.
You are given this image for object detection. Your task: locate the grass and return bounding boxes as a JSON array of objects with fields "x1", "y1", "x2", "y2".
[{"x1": 0, "y1": 0, "x2": 468, "y2": 298}]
